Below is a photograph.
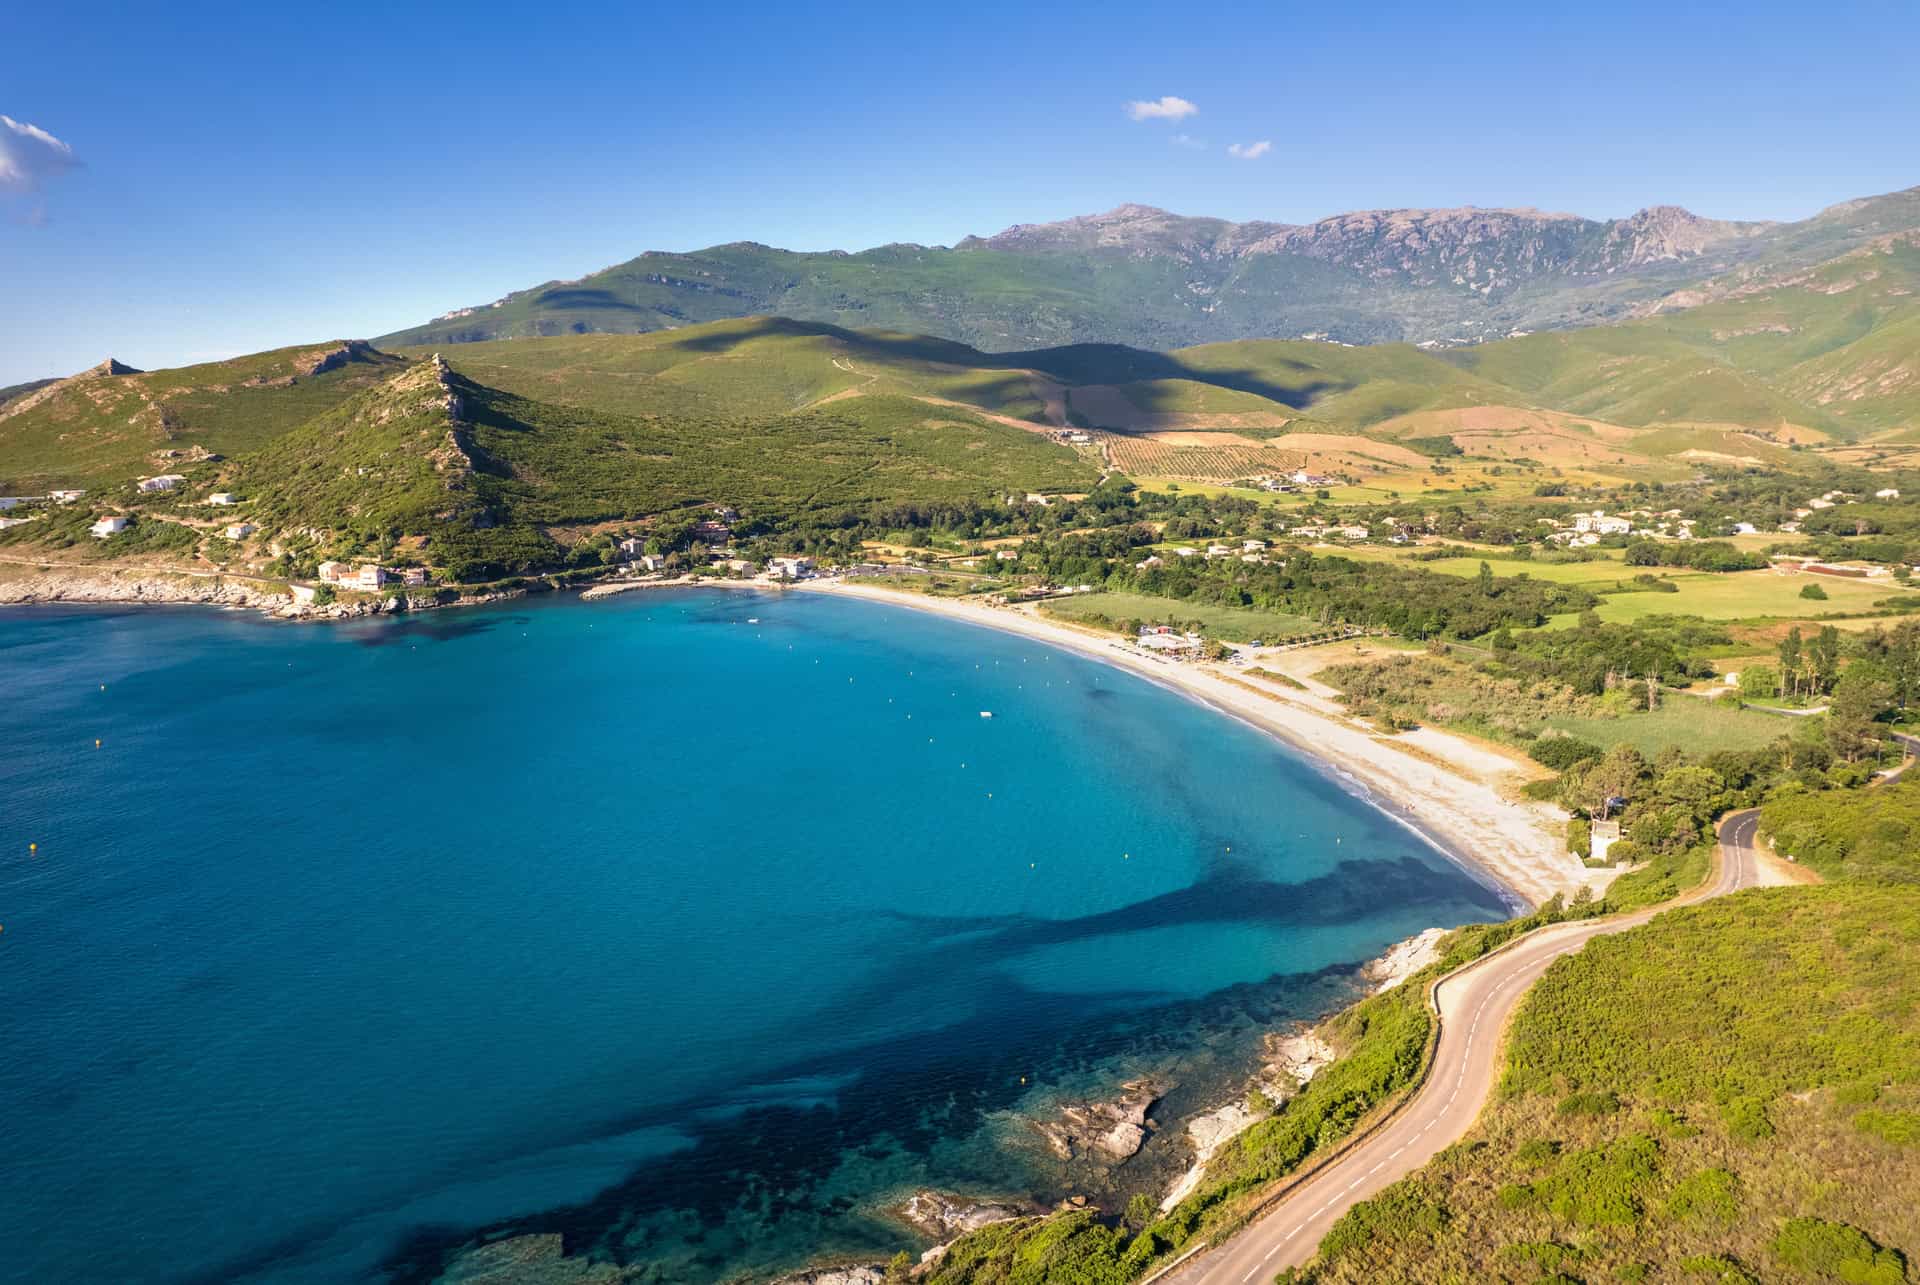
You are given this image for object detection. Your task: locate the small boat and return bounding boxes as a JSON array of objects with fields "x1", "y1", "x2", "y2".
[
  {"x1": 748, "y1": 617, "x2": 759, "y2": 624},
  {"x1": 979, "y1": 711, "x2": 994, "y2": 719}
]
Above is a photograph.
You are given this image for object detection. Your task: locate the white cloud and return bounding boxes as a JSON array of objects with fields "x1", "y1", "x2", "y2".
[
  {"x1": 0, "y1": 115, "x2": 79, "y2": 198},
  {"x1": 1126, "y1": 96, "x2": 1198, "y2": 122},
  {"x1": 1227, "y1": 140, "x2": 1272, "y2": 160}
]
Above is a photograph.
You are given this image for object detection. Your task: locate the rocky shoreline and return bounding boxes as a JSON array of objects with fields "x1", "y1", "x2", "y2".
[{"x1": 0, "y1": 566, "x2": 527, "y2": 620}]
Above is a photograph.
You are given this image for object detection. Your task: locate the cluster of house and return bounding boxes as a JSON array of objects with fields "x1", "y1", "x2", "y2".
[
  {"x1": 1542, "y1": 509, "x2": 1698, "y2": 546},
  {"x1": 316, "y1": 561, "x2": 431, "y2": 590},
  {"x1": 1140, "y1": 538, "x2": 1280, "y2": 567},
  {"x1": 0, "y1": 489, "x2": 86, "y2": 510},
  {"x1": 1049, "y1": 429, "x2": 1094, "y2": 446},
  {"x1": 1134, "y1": 625, "x2": 1205, "y2": 658},
  {"x1": 1249, "y1": 469, "x2": 1335, "y2": 494},
  {"x1": 1283, "y1": 522, "x2": 1374, "y2": 542}
]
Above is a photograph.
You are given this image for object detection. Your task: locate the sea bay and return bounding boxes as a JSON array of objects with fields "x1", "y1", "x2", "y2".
[{"x1": 0, "y1": 590, "x2": 1509, "y2": 1282}]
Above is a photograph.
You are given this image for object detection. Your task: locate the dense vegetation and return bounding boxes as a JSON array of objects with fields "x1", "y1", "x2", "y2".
[{"x1": 1291, "y1": 886, "x2": 1920, "y2": 1283}]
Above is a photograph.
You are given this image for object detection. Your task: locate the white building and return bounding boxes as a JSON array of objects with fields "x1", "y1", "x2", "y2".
[
  {"x1": 1732, "y1": 522, "x2": 1758, "y2": 535},
  {"x1": 1877, "y1": 488, "x2": 1901, "y2": 500},
  {"x1": 617, "y1": 537, "x2": 647, "y2": 559},
  {"x1": 224, "y1": 523, "x2": 256, "y2": 539},
  {"x1": 208, "y1": 493, "x2": 238, "y2": 506},
  {"x1": 49, "y1": 489, "x2": 86, "y2": 503},
  {"x1": 90, "y1": 516, "x2": 130, "y2": 538},
  {"x1": 766, "y1": 556, "x2": 815, "y2": 580},
  {"x1": 137, "y1": 474, "x2": 185, "y2": 493}
]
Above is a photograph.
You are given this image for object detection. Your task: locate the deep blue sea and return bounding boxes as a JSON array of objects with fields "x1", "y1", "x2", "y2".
[{"x1": 0, "y1": 590, "x2": 1509, "y2": 1283}]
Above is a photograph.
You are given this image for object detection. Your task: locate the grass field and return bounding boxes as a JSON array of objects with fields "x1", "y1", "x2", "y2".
[
  {"x1": 1041, "y1": 591, "x2": 1318, "y2": 642},
  {"x1": 1548, "y1": 569, "x2": 1913, "y2": 626},
  {"x1": 1543, "y1": 699, "x2": 1795, "y2": 756}
]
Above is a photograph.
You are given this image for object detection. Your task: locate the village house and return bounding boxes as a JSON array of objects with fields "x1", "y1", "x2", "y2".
[
  {"x1": 617, "y1": 537, "x2": 647, "y2": 559},
  {"x1": 1242, "y1": 539, "x2": 1267, "y2": 552},
  {"x1": 208, "y1": 493, "x2": 238, "y2": 506},
  {"x1": 401, "y1": 567, "x2": 430, "y2": 585},
  {"x1": 693, "y1": 520, "x2": 733, "y2": 544},
  {"x1": 994, "y1": 549, "x2": 1019, "y2": 561},
  {"x1": 638, "y1": 553, "x2": 667, "y2": 572},
  {"x1": 712, "y1": 506, "x2": 739, "y2": 521},
  {"x1": 49, "y1": 489, "x2": 86, "y2": 503},
  {"x1": 1023, "y1": 493, "x2": 1053, "y2": 506},
  {"x1": 1135, "y1": 554, "x2": 1164, "y2": 569},
  {"x1": 1136, "y1": 626, "x2": 1204, "y2": 659},
  {"x1": 1172, "y1": 546, "x2": 1198, "y2": 558},
  {"x1": 1205, "y1": 543, "x2": 1233, "y2": 558},
  {"x1": 137, "y1": 474, "x2": 186, "y2": 493},
  {"x1": 89, "y1": 516, "x2": 130, "y2": 538},
  {"x1": 224, "y1": 523, "x2": 256, "y2": 539}
]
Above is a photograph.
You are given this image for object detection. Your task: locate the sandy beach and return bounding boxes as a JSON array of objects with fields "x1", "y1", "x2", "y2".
[{"x1": 798, "y1": 578, "x2": 1608, "y2": 909}]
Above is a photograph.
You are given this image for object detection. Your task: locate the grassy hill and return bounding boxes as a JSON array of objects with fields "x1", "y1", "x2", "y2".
[{"x1": 0, "y1": 342, "x2": 408, "y2": 492}]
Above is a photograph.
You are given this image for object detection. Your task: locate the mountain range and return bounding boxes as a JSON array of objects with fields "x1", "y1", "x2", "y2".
[{"x1": 379, "y1": 185, "x2": 1920, "y2": 352}]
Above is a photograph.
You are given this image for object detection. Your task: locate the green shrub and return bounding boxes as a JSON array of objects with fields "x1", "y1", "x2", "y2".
[{"x1": 1771, "y1": 1216, "x2": 1907, "y2": 1284}]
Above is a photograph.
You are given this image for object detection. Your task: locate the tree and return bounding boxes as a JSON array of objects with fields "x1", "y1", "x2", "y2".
[
  {"x1": 1828, "y1": 663, "x2": 1895, "y2": 763},
  {"x1": 1478, "y1": 560, "x2": 1495, "y2": 596},
  {"x1": 1738, "y1": 665, "x2": 1779, "y2": 701},
  {"x1": 1778, "y1": 627, "x2": 1804, "y2": 699},
  {"x1": 1800, "y1": 582, "x2": 1829, "y2": 600}
]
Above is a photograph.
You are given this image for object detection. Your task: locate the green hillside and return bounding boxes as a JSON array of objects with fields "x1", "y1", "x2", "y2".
[
  {"x1": 378, "y1": 189, "x2": 1920, "y2": 354},
  {"x1": 0, "y1": 342, "x2": 407, "y2": 492},
  {"x1": 212, "y1": 347, "x2": 1098, "y2": 572}
]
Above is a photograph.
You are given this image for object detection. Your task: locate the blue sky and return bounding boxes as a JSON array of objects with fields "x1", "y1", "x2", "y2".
[{"x1": 3, "y1": 0, "x2": 1917, "y2": 385}]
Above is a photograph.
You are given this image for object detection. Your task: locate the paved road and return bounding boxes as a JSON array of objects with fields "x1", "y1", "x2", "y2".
[{"x1": 1173, "y1": 810, "x2": 1762, "y2": 1285}]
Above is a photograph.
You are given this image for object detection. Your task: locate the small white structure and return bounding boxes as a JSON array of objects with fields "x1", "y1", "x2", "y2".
[
  {"x1": 401, "y1": 567, "x2": 430, "y2": 586},
  {"x1": 1023, "y1": 493, "x2": 1053, "y2": 506},
  {"x1": 638, "y1": 553, "x2": 667, "y2": 573},
  {"x1": 1590, "y1": 819, "x2": 1623, "y2": 864},
  {"x1": 1136, "y1": 555, "x2": 1164, "y2": 569},
  {"x1": 617, "y1": 537, "x2": 646, "y2": 559},
  {"x1": 224, "y1": 522, "x2": 256, "y2": 539},
  {"x1": 90, "y1": 516, "x2": 130, "y2": 538},
  {"x1": 1172, "y1": 546, "x2": 1198, "y2": 558},
  {"x1": 137, "y1": 474, "x2": 185, "y2": 493},
  {"x1": 1877, "y1": 488, "x2": 1901, "y2": 500},
  {"x1": 49, "y1": 489, "x2": 86, "y2": 503},
  {"x1": 1242, "y1": 539, "x2": 1267, "y2": 552},
  {"x1": 208, "y1": 493, "x2": 238, "y2": 506},
  {"x1": 1732, "y1": 522, "x2": 1758, "y2": 535},
  {"x1": 288, "y1": 584, "x2": 317, "y2": 606},
  {"x1": 994, "y1": 549, "x2": 1018, "y2": 561}
]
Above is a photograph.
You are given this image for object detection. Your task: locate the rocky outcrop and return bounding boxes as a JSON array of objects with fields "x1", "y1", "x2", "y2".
[
  {"x1": 893, "y1": 1190, "x2": 1028, "y2": 1240},
  {"x1": 0, "y1": 357, "x2": 143, "y2": 421},
  {"x1": 773, "y1": 1266, "x2": 886, "y2": 1285},
  {"x1": 296, "y1": 339, "x2": 375, "y2": 378},
  {"x1": 1360, "y1": 927, "x2": 1448, "y2": 993},
  {"x1": 1159, "y1": 1026, "x2": 1341, "y2": 1211},
  {"x1": 1033, "y1": 1078, "x2": 1161, "y2": 1162}
]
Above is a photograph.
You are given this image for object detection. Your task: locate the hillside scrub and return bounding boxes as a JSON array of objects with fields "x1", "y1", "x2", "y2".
[{"x1": 1290, "y1": 887, "x2": 1920, "y2": 1283}]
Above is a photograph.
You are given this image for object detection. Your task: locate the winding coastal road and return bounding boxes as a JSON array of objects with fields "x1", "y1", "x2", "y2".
[{"x1": 1169, "y1": 810, "x2": 1766, "y2": 1285}]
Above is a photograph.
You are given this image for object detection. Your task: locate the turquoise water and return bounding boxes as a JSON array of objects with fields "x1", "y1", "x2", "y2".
[{"x1": 0, "y1": 591, "x2": 1509, "y2": 1283}]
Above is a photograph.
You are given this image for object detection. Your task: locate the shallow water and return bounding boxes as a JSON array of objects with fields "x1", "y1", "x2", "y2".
[{"x1": 0, "y1": 590, "x2": 1508, "y2": 1282}]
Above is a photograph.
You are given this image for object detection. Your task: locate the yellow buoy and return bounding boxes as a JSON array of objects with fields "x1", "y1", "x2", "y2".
[
  {"x1": 95, "y1": 739, "x2": 101, "y2": 748},
  {"x1": 29, "y1": 843, "x2": 36, "y2": 852}
]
